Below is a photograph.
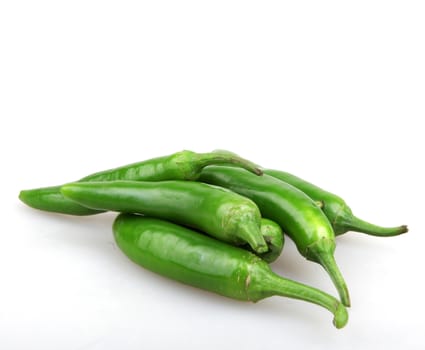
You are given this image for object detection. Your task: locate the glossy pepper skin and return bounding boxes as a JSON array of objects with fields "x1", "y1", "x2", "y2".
[
  {"x1": 19, "y1": 150, "x2": 262, "y2": 216},
  {"x1": 264, "y1": 169, "x2": 408, "y2": 237},
  {"x1": 113, "y1": 214, "x2": 348, "y2": 328},
  {"x1": 61, "y1": 180, "x2": 268, "y2": 254},
  {"x1": 199, "y1": 166, "x2": 350, "y2": 307}
]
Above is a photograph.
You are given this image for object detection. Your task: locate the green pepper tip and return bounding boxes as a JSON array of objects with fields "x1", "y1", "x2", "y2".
[
  {"x1": 333, "y1": 303, "x2": 349, "y2": 329},
  {"x1": 18, "y1": 189, "x2": 32, "y2": 207},
  {"x1": 18, "y1": 189, "x2": 35, "y2": 206},
  {"x1": 400, "y1": 225, "x2": 408, "y2": 234},
  {"x1": 59, "y1": 183, "x2": 78, "y2": 199},
  {"x1": 18, "y1": 190, "x2": 25, "y2": 202}
]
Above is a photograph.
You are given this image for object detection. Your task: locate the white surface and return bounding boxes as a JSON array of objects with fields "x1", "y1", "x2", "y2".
[{"x1": 1, "y1": 1, "x2": 424, "y2": 349}]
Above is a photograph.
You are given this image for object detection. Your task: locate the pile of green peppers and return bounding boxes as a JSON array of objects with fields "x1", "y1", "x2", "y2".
[{"x1": 19, "y1": 150, "x2": 408, "y2": 329}]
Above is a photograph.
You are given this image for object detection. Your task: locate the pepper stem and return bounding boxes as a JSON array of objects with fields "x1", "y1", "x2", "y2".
[
  {"x1": 235, "y1": 221, "x2": 269, "y2": 254},
  {"x1": 341, "y1": 215, "x2": 408, "y2": 237},
  {"x1": 306, "y1": 239, "x2": 351, "y2": 307},
  {"x1": 249, "y1": 264, "x2": 349, "y2": 329},
  {"x1": 195, "y1": 151, "x2": 263, "y2": 175}
]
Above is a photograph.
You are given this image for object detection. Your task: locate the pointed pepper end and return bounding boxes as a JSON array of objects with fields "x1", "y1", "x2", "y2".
[
  {"x1": 333, "y1": 303, "x2": 349, "y2": 329},
  {"x1": 18, "y1": 190, "x2": 27, "y2": 203},
  {"x1": 59, "y1": 182, "x2": 81, "y2": 200},
  {"x1": 399, "y1": 225, "x2": 408, "y2": 234}
]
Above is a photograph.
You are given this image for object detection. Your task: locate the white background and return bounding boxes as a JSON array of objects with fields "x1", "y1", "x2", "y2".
[{"x1": 1, "y1": 1, "x2": 424, "y2": 349}]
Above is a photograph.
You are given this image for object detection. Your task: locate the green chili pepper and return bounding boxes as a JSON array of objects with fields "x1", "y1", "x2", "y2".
[
  {"x1": 264, "y1": 169, "x2": 408, "y2": 237},
  {"x1": 113, "y1": 214, "x2": 348, "y2": 328},
  {"x1": 60, "y1": 180, "x2": 268, "y2": 254},
  {"x1": 19, "y1": 150, "x2": 262, "y2": 216},
  {"x1": 199, "y1": 166, "x2": 350, "y2": 307}
]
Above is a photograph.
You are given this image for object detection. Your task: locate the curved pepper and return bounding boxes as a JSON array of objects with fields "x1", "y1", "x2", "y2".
[
  {"x1": 113, "y1": 214, "x2": 348, "y2": 328},
  {"x1": 61, "y1": 180, "x2": 268, "y2": 254},
  {"x1": 264, "y1": 169, "x2": 408, "y2": 237},
  {"x1": 19, "y1": 150, "x2": 262, "y2": 215}
]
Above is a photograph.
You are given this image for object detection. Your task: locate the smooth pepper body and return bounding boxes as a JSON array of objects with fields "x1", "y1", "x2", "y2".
[
  {"x1": 61, "y1": 180, "x2": 268, "y2": 254},
  {"x1": 199, "y1": 166, "x2": 350, "y2": 306},
  {"x1": 113, "y1": 214, "x2": 348, "y2": 328},
  {"x1": 19, "y1": 150, "x2": 262, "y2": 216}
]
